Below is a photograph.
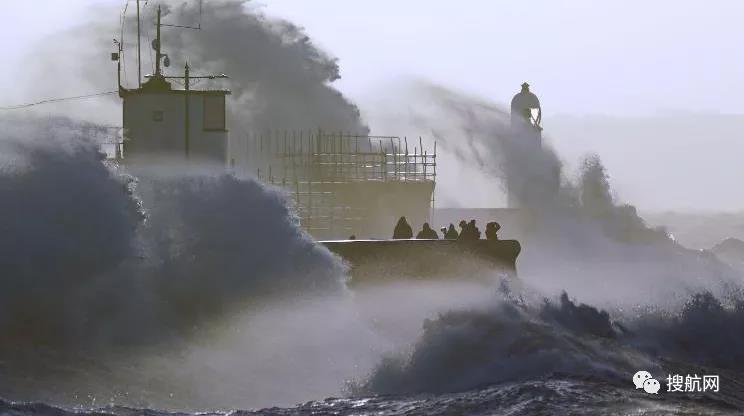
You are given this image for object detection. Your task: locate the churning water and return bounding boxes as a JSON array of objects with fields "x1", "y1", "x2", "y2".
[
  {"x1": 3, "y1": 1, "x2": 744, "y2": 412},
  {"x1": 3, "y1": 101, "x2": 744, "y2": 415}
]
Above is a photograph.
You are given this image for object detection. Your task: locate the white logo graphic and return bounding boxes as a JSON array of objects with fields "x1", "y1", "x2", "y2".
[
  {"x1": 667, "y1": 374, "x2": 719, "y2": 393},
  {"x1": 634, "y1": 371, "x2": 720, "y2": 394},
  {"x1": 643, "y1": 378, "x2": 661, "y2": 394},
  {"x1": 633, "y1": 370, "x2": 653, "y2": 389}
]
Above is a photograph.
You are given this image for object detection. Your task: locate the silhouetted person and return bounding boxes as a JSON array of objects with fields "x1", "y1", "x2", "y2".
[
  {"x1": 469, "y1": 219, "x2": 481, "y2": 240},
  {"x1": 485, "y1": 222, "x2": 501, "y2": 241},
  {"x1": 444, "y1": 223, "x2": 459, "y2": 239},
  {"x1": 416, "y1": 222, "x2": 439, "y2": 239},
  {"x1": 440, "y1": 226, "x2": 447, "y2": 236},
  {"x1": 457, "y1": 220, "x2": 468, "y2": 240},
  {"x1": 393, "y1": 216, "x2": 413, "y2": 239},
  {"x1": 459, "y1": 220, "x2": 481, "y2": 241}
]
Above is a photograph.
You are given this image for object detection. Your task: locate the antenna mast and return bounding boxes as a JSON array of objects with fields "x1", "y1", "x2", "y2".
[
  {"x1": 155, "y1": 5, "x2": 162, "y2": 77},
  {"x1": 136, "y1": 0, "x2": 142, "y2": 87}
]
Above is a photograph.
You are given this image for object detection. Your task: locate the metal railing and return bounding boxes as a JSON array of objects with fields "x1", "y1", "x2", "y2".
[{"x1": 244, "y1": 130, "x2": 437, "y2": 238}]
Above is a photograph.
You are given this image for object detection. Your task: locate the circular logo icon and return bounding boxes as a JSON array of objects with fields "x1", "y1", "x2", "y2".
[
  {"x1": 643, "y1": 378, "x2": 661, "y2": 394},
  {"x1": 633, "y1": 370, "x2": 653, "y2": 389}
]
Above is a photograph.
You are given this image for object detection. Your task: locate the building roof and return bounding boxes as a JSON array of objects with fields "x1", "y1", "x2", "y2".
[{"x1": 119, "y1": 75, "x2": 231, "y2": 97}]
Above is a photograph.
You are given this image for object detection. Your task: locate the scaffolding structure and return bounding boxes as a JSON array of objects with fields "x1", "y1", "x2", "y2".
[{"x1": 234, "y1": 130, "x2": 437, "y2": 238}]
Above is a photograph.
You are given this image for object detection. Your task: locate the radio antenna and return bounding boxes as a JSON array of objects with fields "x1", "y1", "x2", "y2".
[
  {"x1": 136, "y1": 0, "x2": 142, "y2": 87},
  {"x1": 161, "y1": 0, "x2": 203, "y2": 30}
]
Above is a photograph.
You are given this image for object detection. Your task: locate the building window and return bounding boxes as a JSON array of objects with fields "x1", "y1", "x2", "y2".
[
  {"x1": 203, "y1": 95, "x2": 226, "y2": 131},
  {"x1": 152, "y1": 110, "x2": 164, "y2": 122}
]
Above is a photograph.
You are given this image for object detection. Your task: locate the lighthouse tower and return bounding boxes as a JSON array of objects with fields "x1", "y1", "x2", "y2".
[
  {"x1": 507, "y1": 82, "x2": 546, "y2": 209},
  {"x1": 510, "y1": 82, "x2": 542, "y2": 146}
]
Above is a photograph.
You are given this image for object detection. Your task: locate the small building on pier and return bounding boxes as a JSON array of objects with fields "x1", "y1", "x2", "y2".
[
  {"x1": 112, "y1": 4, "x2": 436, "y2": 240},
  {"x1": 121, "y1": 74, "x2": 230, "y2": 163}
]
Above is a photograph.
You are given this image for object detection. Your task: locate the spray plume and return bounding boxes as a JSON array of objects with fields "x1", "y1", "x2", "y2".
[
  {"x1": 4, "y1": 1, "x2": 744, "y2": 410},
  {"x1": 354, "y1": 81, "x2": 744, "y2": 397},
  {"x1": 22, "y1": 0, "x2": 368, "y2": 135},
  {"x1": 0, "y1": 114, "x2": 345, "y2": 351},
  {"x1": 377, "y1": 81, "x2": 742, "y2": 307}
]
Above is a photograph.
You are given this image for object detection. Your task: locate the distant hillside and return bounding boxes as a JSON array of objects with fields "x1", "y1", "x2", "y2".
[
  {"x1": 643, "y1": 211, "x2": 744, "y2": 272},
  {"x1": 642, "y1": 211, "x2": 744, "y2": 250},
  {"x1": 710, "y1": 238, "x2": 744, "y2": 273}
]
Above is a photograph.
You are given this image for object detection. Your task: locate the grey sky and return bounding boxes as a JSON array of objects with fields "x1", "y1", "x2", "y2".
[{"x1": 1, "y1": 0, "x2": 742, "y2": 211}]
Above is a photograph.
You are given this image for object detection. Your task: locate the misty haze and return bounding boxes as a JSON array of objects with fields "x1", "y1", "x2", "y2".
[{"x1": 1, "y1": 1, "x2": 743, "y2": 415}]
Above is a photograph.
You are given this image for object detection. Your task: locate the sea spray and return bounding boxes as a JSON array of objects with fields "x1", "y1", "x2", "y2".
[
  {"x1": 157, "y1": 0, "x2": 369, "y2": 134},
  {"x1": 0, "y1": 115, "x2": 345, "y2": 351},
  {"x1": 0, "y1": 117, "x2": 500, "y2": 411},
  {"x1": 375, "y1": 81, "x2": 743, "y2": 307},
  {"x1": 3, "y1": 1, "x2": 744, "y2": 411},
  {"x1": 22, "y1": 0, "x2": 368, "y2": 135},
  {"x1": 359, "y1": 287, "x2": 744, "y2": 399},
  {"x1": 357, "y1": 292, "x2": 647, "y2": 396},
  {"x1": 0, "y1": 119, "x2": 141, "y2": 346},
  {"x1": 629, "y1": 290, "x2": 744, "y2": 371},
  {"x1": 353, "y1": 81, "x2": 744, "y2": 400}
]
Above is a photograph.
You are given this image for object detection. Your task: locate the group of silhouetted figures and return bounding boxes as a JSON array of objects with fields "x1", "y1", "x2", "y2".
[{"x1": 392, "y1": 216, "x2": 501, "y2": 241}]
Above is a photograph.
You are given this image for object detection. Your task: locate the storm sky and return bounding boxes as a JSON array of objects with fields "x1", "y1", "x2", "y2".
[{"x1": 1, "y1": 0, "x2": 742, "y2": 211}]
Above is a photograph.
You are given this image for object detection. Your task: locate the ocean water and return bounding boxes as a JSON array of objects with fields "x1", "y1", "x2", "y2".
[
  {"x1": 6, "y1": 4, "x2": 743, "y2": 413},
  {"x1": 4, "y1": 286, "x2": 744, "y2": 415},
  {"x1": 3, "y1": 365, "x2": 743, "y2": 415},
  {"x1": 3, "y1": 119, "x2": 744, "y2": 416}
]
